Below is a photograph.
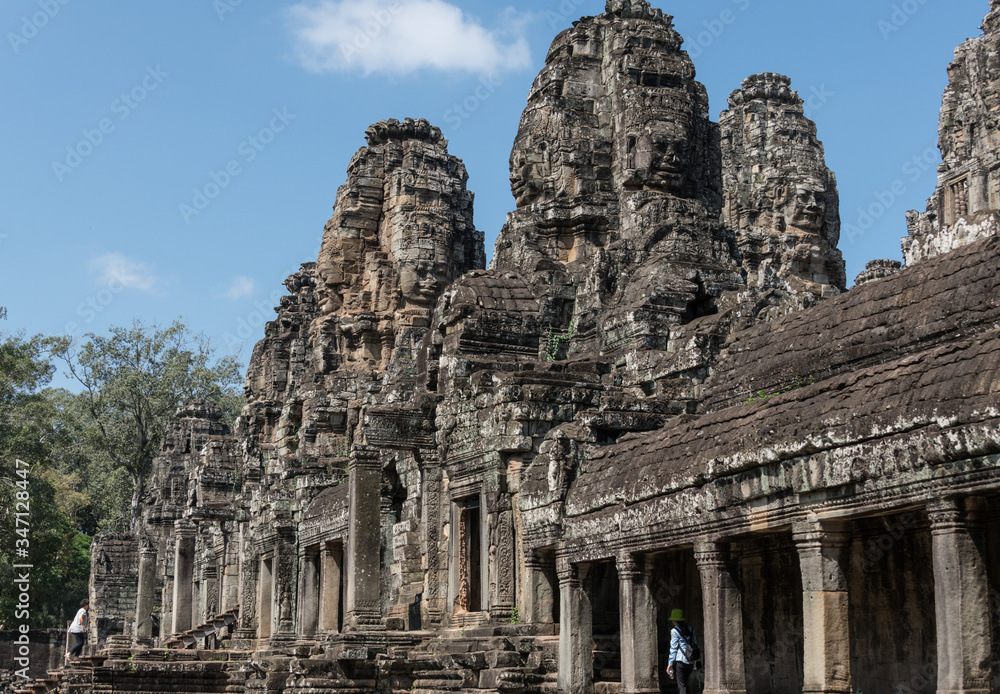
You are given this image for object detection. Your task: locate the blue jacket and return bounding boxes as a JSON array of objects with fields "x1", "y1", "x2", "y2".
[{"x1": 669, "y1": 624, "x2": 698, "y2": 667}]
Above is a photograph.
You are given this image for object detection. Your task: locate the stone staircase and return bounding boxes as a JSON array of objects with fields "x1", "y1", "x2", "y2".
[
  {"x1": 10, "y1": 624, "x2": 578, "y2": 694},
  {"x1": 163, "y1": 606, "x2": 240, "y2": 650},
  {"x1": 387, "y1": 626, "x2": 561, "y2": 694},
  {"x1": 12, "y1": 654, "x2": 107, "y2": 694}
]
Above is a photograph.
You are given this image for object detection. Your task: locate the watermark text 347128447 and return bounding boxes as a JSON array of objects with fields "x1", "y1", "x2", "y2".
[{"x1": 12, "y1": 459, "x2": 34, "y2": 679}]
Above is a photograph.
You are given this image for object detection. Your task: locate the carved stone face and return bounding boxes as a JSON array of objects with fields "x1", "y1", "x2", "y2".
[
  {"x1": 509, "y1": 141, "x2": 552, "y2": 207},
  {"x1": 648, "y1": 134, "x2": 689, "y2": 192},
  {"x1": 783, "y1": 183, "x2": 827, "y2": 233},
  {"x1": 317, "y1": 258, "x2": 345, "y2": 315},
  {"x1": 399, "y1": 262, "x2": 446, "y2": 307},
  {"x1": 628, "y1": 128, "x2": 691, "y2": 194}
]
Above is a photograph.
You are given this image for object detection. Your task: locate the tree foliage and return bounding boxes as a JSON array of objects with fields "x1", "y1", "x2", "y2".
[
  {"x1": 61, "y1": 321, "x2": 243, "y2": 532},
  {"x1": 0, "y1": 315, "x2": 244, "y2": 627},
  {"x1": 0, "y1": 327, "x2": 90, "y2": 629}
]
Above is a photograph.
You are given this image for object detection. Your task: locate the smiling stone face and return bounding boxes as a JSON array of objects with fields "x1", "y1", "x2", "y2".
[
  {"x1": 784, "y1": 182, "x2": 827, "y2": 234},
  {"x1": 509, "y1": 139, "x2": 552, "y2": 208},
  {"x1": 399, "y1": 261, "x2": 449, "y2": 307}
]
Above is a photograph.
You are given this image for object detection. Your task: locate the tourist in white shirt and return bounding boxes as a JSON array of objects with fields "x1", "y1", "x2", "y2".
[{"x1": 65, "y1": 599, "x2": 89, "y2": 663}]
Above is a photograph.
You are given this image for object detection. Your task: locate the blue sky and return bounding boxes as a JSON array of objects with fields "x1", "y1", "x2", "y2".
[{"x1": 0, "y1": 0, "x2": 990, "y2": 383}]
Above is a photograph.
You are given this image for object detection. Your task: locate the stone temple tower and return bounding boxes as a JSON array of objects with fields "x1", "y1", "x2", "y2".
[
  {"x1": 903, "y1": 0, "x2": 1000, "y2": 264},
  {"x1": 493, "y1": 0, "x2": 744, "y2": 358},
  {"x1": 720, "y1": 72, "x2": 847, "y2": 302}
]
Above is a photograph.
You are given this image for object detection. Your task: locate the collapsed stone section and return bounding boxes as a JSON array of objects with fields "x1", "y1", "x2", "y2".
[
  {"x1": 904, "y1": 0, "x2": 1000, "y2": 264},
  {"x1": 854, "y1": 259, "x2": 901, "y2": 286},
  {"x1": 721, "y1": 72, "x2": 846, "y2": 301}
]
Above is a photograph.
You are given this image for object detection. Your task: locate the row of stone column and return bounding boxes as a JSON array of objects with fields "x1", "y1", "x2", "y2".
[
  {"x1": 138, "y1": 452, "x2": 384, "y2": 645},
  {"x1": 556, "y1": 497, "x2": 994, "y2": 694}
]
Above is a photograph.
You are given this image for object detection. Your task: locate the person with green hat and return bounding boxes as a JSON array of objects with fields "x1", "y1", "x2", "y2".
[{"x1": 666, "y1": 608, "x2": 699, "y2": 693}]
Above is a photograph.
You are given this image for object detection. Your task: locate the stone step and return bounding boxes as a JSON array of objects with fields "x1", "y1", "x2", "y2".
[{"x1": 410, "y1": 679, "x2": 464, "y2": 691}]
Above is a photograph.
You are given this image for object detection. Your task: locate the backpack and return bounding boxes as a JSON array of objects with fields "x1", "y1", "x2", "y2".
[{"x1": 675, "y1": 625, "x2": 702, "y2": 664}]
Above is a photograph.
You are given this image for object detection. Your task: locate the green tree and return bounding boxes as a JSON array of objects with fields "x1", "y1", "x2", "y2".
[
  {"x1": 61, "y1": 320, "x2": 243, "y2": 532},
  {"x1": 0, "y1": 321, "x2": 91, "y2": 629}
]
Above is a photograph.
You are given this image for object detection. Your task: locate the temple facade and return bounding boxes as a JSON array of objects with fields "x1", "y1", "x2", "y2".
[{"x1": 51, "y1": 2, "x2": 1000, "y2": 694}]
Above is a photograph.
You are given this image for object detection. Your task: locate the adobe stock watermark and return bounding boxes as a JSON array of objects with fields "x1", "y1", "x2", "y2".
[
  {"x1": 11, "y1": 459, "x2": 33, "y2": 680},
  {"x1": 544, "y1": 0, "x2": 589, "y2": 32},
  {"x1": 52, "y1": 66, "x2": 169, "y2": 183},
  {"x1": 340, "y1": 2, "x2": 403, "y2": 64},
  {"x1": 8, "y1": 0, "x2": 72, "y2": 54},
  {"x1": 686, "y1": 0, "x2": 752, "y2": 59},
  {"x1": 878, "y1": 0, "x2": 932, "y2": 41},
  {"x1": 179, "y1": 108, "x2": 295, "y2": 224},
  {"x1": 803, "y1": 84, "x2": 835, "y2": 119},
  {"x1": 214, "y1": 0, "x2": 245, "y2": 21},
  {"x1": 443, "y1": 75, "x2": 502, "y2": 132},
  {"x1": 843, "y1": 147, "x2": 938, "y2": 244}
]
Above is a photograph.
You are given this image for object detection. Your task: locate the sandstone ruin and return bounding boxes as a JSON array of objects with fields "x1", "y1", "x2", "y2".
[{"x1": 16, "y1": 2, "x2": 1000, "y2": 694}]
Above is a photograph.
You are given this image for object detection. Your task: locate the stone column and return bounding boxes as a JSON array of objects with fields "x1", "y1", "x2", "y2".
[
  {"x1": 617, "y1": 554, "x2": 659, "y2": 694},
  {"x1": 421, "y1": 459, "x2": 446, "y2": 628},
  {"x1": 695, "y1": 541, "x2": 748, "y2": 694},
  {"x1": 219, "y1": 549, "x2": 238, "y2": 614},
  {"x1": 928, "y1": 498, "x2": 994, "y2": 694},
  {"x1": 171, "y1": 520, "x2": 196, "y2": 635},
  {"x1": 273, "y1": 520, "x2": 298, "y2": 641},
  {"x1": 298, "y1": 547, "x2": 320, "y2": 638},
  {"x1": 345, "y1": 446, "x2": 383, "y2": 630},
  {"x1": 320, "y1": 542, "x2": 343, "y2": 633},
  {"x1": 793, "y1": 521, "x2": 852, "y2": 694},
  {"x1": 523, "y1": 552, "x2": 556, "y2": 625},
  {"x1": 489, "y1": 503, "x2": 517, "y2": 622},
  {"x1": 558, "y1": 561, "x2": 593, "y2": 694},
  {"x1": 135, "y1": 546, "x2": 157, "y2": 643}
]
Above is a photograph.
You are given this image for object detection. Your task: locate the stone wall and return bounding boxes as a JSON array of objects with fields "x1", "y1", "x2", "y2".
[
  {"x1": 0, "y1": 629, "x2": 65, "y2": 680},
  {"x1": 89, "y1": 534, "x2": 139, "y2": 645}
]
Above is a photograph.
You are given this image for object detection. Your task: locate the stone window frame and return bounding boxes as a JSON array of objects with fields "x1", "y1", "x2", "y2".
[
  {"x1": 945, "y1": 174, "x2": 970, "y2": 226},
  {"x1": 295, "y1": 533, "x2": 345, "y2": 637}
]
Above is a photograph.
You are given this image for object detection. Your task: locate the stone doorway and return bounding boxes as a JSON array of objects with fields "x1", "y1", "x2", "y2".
[
  {"x1": 848, "y1": 511, "x2": 936, "y2": 694},
  {"x1": 736, "y1": 534, "x2": 804, "y2": 694},
  {"x1": 454, "y1": 496, "x2": 484, "y2": 615},
  {"x1": 651, "y1": 549, "x2": 704, "y2": 694},
  {"x1": 589, "y1": 561, "x2": 621, "y2": 686}
]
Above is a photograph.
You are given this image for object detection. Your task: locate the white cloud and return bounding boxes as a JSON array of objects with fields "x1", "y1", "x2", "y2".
[
  {"x1": 224, "y1": 276, "x2": 256, "y2": 301},
  {"x1": 89, "y1": 253, "x2": 159, "y2": 293},
  {"x1": 286, "y1": 0, "x2": 533, "y2": 76}
]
